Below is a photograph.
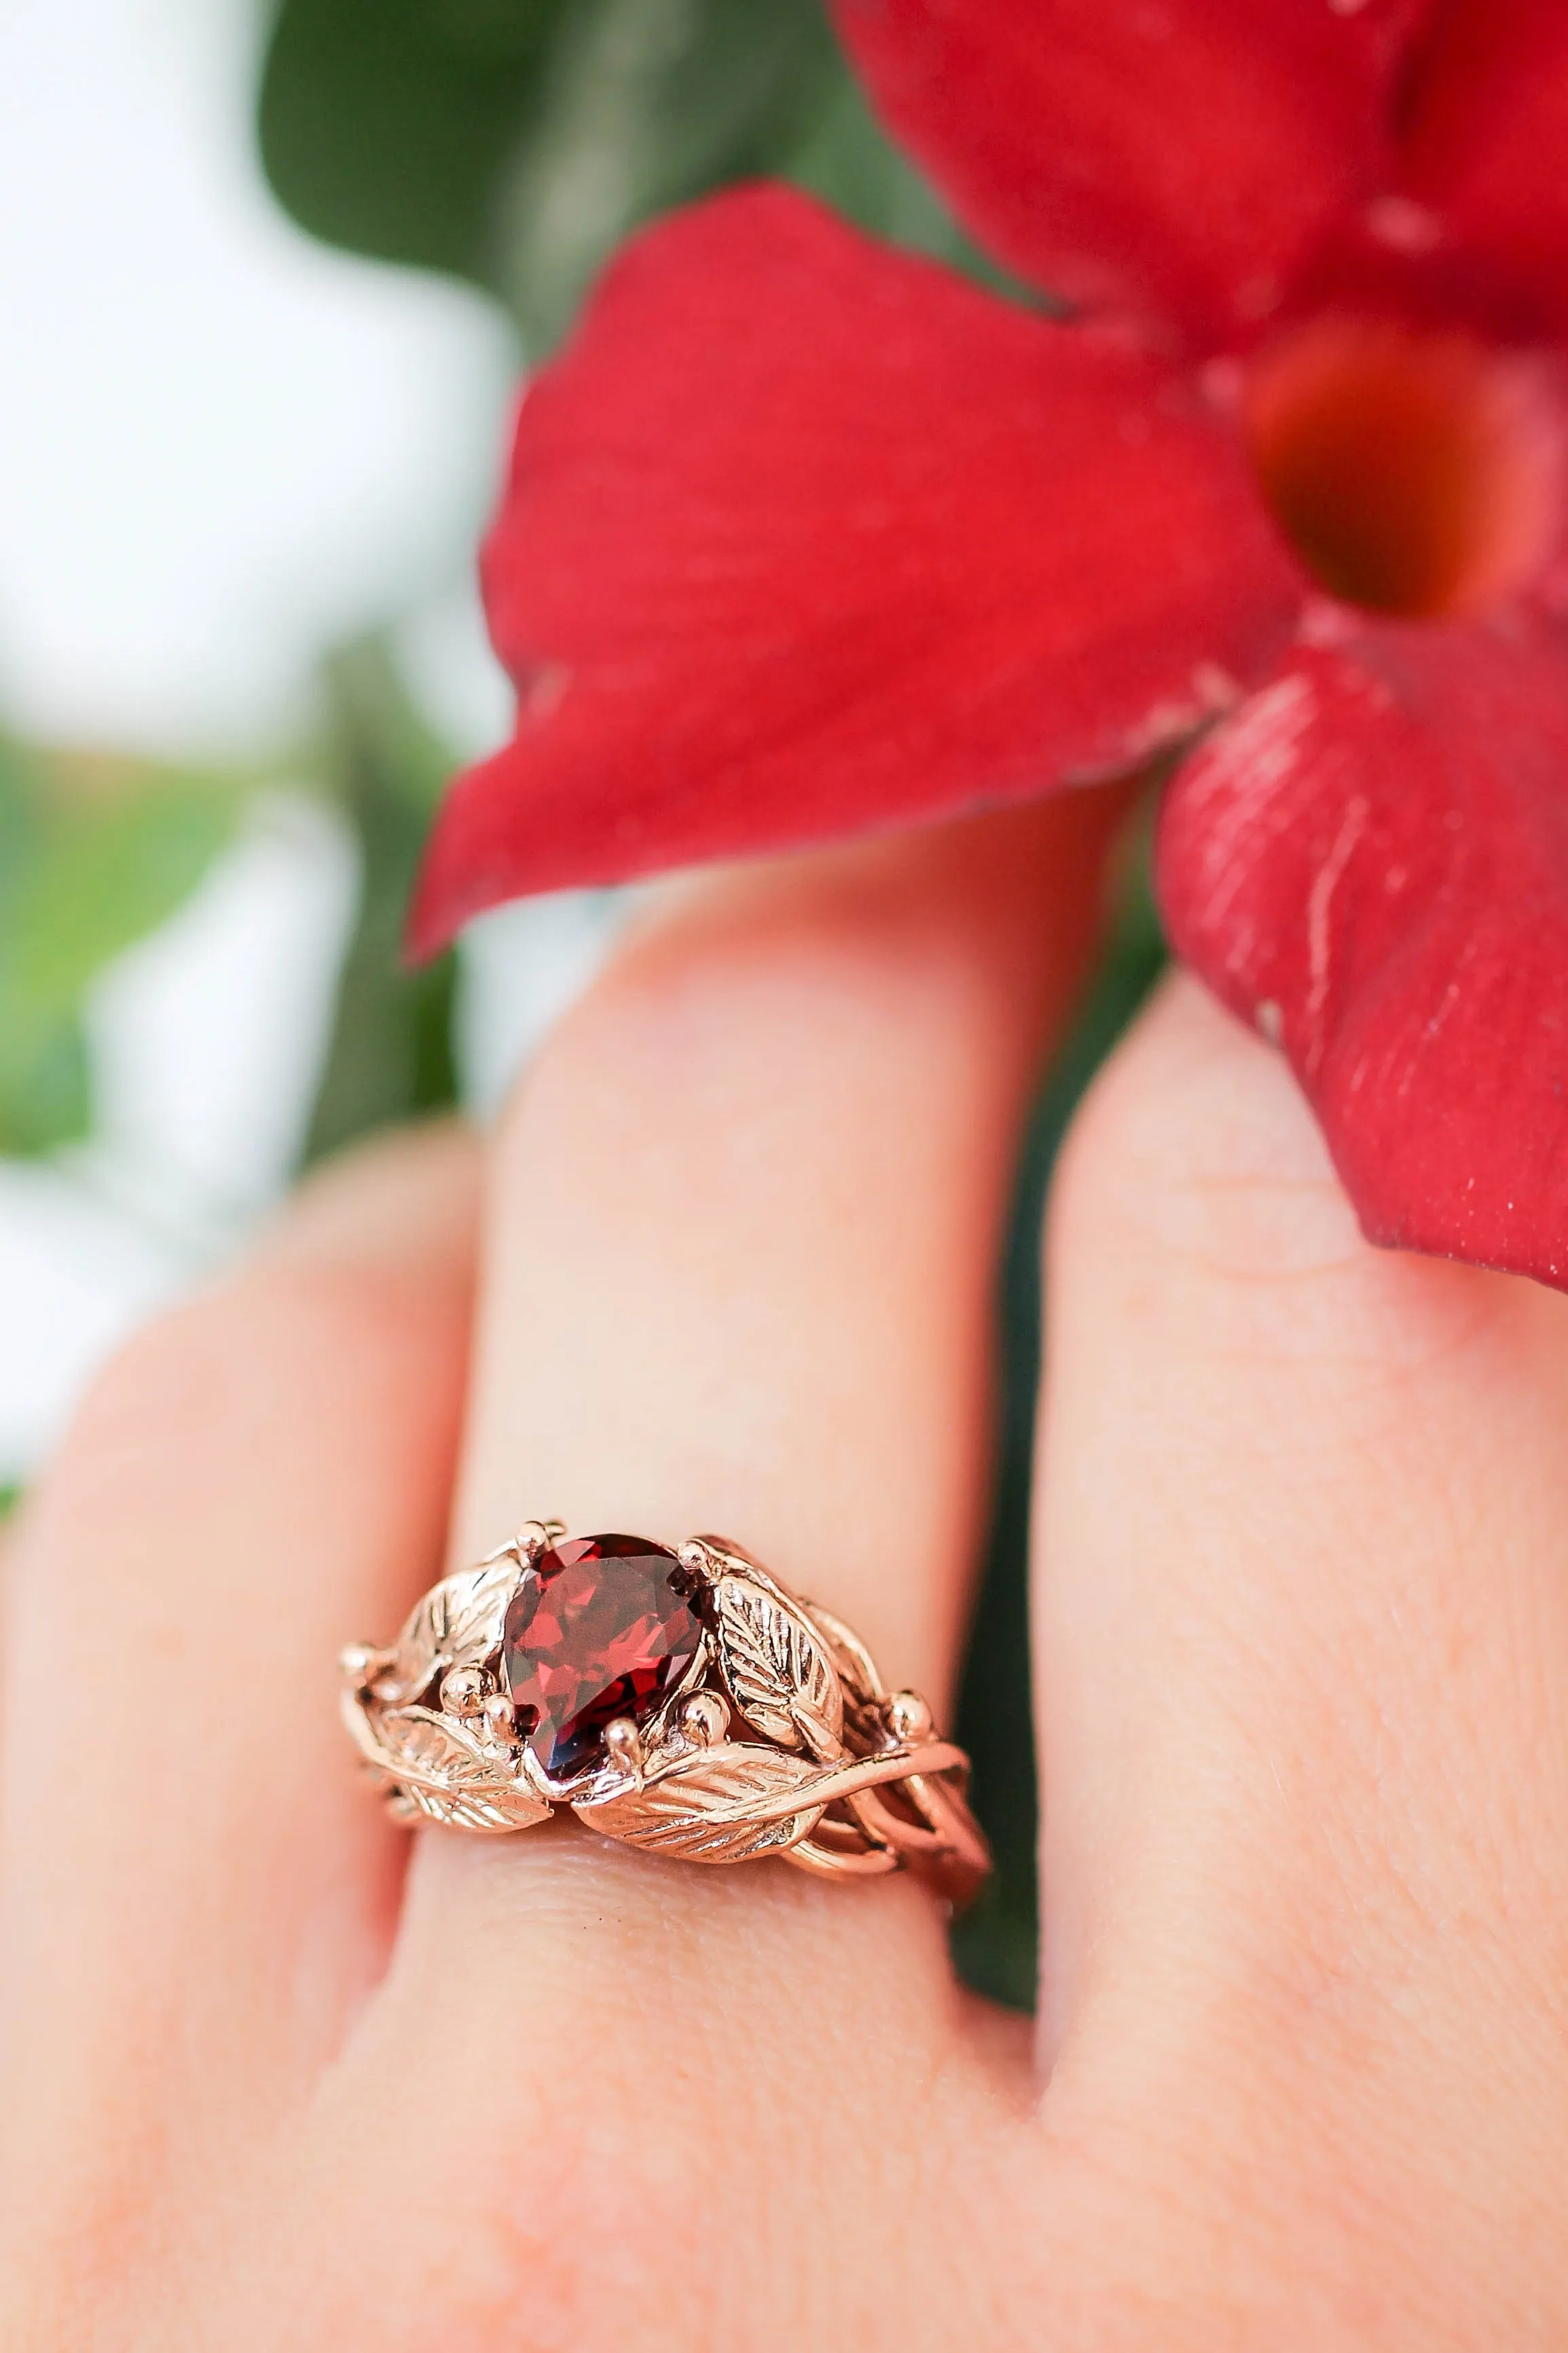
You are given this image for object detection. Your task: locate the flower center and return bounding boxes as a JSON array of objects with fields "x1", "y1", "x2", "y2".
[{"x1": 1243, "y1": 316, "x2": 1561, "y2": 619}]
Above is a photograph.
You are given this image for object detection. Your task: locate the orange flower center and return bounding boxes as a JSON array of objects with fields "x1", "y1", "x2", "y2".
[{"x1": 1243, "y1": 316, "x2": 1563, "y2": 619}]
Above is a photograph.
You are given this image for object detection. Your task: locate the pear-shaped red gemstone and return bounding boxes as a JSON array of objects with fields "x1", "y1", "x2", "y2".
[{"x1": 502, "y1": 1533, "x2": 704, "y2": 1779}]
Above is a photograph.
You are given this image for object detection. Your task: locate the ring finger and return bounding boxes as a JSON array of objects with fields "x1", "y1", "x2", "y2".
[{"x1": 275, "y1": 794, "x2": 1121, "y2": 2345}]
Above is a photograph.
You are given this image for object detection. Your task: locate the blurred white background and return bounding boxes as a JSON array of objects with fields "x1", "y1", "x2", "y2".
[{"x1": 0, "y1": 0, "x2": 614, "y2": 1486}]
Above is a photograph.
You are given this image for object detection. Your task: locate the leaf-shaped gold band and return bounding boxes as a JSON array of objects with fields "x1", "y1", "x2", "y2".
[{"x1": 340, "y1": 1524, "x2": 990, "y2": 1905}]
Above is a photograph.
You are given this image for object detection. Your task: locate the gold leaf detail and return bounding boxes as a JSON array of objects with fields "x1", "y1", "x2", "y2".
[
  {"x1": 355, "y1": 1701, "x2": 549, "y2": 1833},
  {"x1": 712, "y1": 1575, "x2": 844, "y2": 1757},
  {"x1": 378, "y1": 1558, "x2": 518, "y2": 1702},
  {"x1": 801, "y1": 1601, "x2": 885, "y2": 1706},
  {"x1": 575, "y1": 1744, "x2": 824, "y2": 1863}
]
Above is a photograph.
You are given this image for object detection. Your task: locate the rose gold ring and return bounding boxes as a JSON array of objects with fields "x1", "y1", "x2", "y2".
[{"x1": 340, "y1": 1522, "x2": 990, "y2": 1904}]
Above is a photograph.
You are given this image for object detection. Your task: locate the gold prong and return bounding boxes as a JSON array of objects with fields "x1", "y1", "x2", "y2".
[
  {"x1": 515, "y1": 1519, "x2": 563, "y2": 1564},
  {"x1": 886, "y1": 1690, "x2": 933, "y2": 1746},
  {"x1": 678, "y1": 1537, "x2": 720, "y2": 1582},
  {"x1": 440, "y1": 1666, "x2": 486, "y2": 1720},
  {"x1": 679, "y1": 1691, "x2": 729, "y2": 1748},
  {"x1": 604, "y1": 1717, "x2": 645, "y2": 1779},
  {"x1": 482, "y1": 1691, "x2": 517, "y2": 1742},
  {"x1": 338, "y1": 1642, "x2": 375, "y2": 1687}
]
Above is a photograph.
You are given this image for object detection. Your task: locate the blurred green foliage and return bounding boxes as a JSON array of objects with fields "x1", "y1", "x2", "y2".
[
  {"x1": 260, "y1": 0, "x2": 579, "y2": 295},
  {"x1": 0, "y1": 736, "x2": 238, "y2": 1153},
  {"x1": 303, "y1": 641, "x2": 460, "y2": 1161},
  {"x1": 259, "y1": 0, "x2": 1004, "y2": 348}
]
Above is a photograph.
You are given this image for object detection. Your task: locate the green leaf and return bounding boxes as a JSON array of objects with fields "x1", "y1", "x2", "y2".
[
  {"x1": 488, "y1": 0, "x2": 840, "y2": 346},
  {"x1": 5, "y1": 774, "x2": 235, "y2": 1012},
  {"x1": 259, "y1": 0, "x2": 843, "y2": 346},
  {"x1": 259, "y1": 0, "x2": 568, "y2": 290},
  {"x1": 0, "y1": 744, "x2": 239, "y2": 1155},
  {"x1": 0, "y1": 1009, "x2": 90, "y2": 1157},
  {"x1": 301, "y1": 639, "x2": 462, "y2": 1161}
]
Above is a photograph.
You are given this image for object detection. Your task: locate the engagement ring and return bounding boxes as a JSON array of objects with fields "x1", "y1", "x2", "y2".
[{"x1": 341, "y1": 1522, "x2": 989, "y2": 1903}]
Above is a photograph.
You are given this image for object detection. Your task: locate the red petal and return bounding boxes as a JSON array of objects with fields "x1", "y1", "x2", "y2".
[
  {"x1": 831, "y1": 0, "x2": 1431, "y2": 350},
  {"x1": 1399, "y1": 0, "x2": 1568, "y2": 338},
  {"x1": 412, "y1": 189, "x2": 1302, "y2": 952},
  {"x1": 1159, "y1": 623, "x2": 1568, "y2": 1288}
]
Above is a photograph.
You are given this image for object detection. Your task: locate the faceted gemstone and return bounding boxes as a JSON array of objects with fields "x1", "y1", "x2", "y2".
[{"x1": 502, "y1": 1533, "x2": 703, "y2": 1779}]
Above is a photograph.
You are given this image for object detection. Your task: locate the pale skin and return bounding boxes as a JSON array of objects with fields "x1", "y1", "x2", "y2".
[{"x1": 2, "y1": 796, "x2": 1566, "y2": 2350}]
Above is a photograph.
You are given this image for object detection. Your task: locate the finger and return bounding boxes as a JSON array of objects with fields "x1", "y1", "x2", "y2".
[
  {"x1": 278, "y1": 802, "x2": 1122, "y2": 2348},
  {"x1": 0, "y1": 1126, "x2": 479, "y2": 2293},
  {"x1": 1034, "y1": 976, "x2": 1568, "y2": 2299}
]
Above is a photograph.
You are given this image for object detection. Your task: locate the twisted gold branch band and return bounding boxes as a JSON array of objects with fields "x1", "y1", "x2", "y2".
[{"x1": 340, "y1": 1523, "x2": 990, "y2": 1905}]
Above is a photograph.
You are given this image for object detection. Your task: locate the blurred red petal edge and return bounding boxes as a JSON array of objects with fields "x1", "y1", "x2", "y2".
[
  {"x1": 408, "y1": 186, "x2": 1302, "y2": 955},
  {"x1": 1157, "y1": 623, "x2": 1568, "y2": 1289},
  {"x1": 831, "y1": 0, "x2": 1431, "y2": 350}
]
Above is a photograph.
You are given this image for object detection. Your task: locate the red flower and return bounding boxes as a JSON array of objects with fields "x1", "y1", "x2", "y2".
[{"x1": 414, "y1": 0, "x2": 1568, "y2": 1291}]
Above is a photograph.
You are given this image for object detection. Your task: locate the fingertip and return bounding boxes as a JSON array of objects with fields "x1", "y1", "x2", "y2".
[
  {"x1": 521, "y1": 791, "x2": 1132, "y2": 1115},
  {"x1": 1055, "y1": 968, "x2": 1360, "y2": 1275},
  {"x1": 1047, "y1": 967, "x2": 1505, "y2": 1385},
  {"x1": 1082, "y1": 966, "x2": 1317, "y2": 1158}
]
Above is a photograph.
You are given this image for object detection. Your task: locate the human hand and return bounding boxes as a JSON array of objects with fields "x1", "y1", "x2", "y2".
[{"x1": 3, "y1": 797, "x2": 1565, "y2": 2349}]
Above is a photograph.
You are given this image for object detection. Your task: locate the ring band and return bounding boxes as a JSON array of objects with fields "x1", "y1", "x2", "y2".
[{"x1": 341, "y1": 1522, "x2": 990, "y2": 1905}]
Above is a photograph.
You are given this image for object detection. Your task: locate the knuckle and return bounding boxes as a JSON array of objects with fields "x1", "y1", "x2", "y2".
[{"x1": 1057, "y1": 973, "x2": 1358, "y2": 1282}]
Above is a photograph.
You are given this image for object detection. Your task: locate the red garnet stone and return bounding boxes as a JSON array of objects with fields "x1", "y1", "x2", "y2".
[{"x1": 502, "y1": 1533, "x2": 704, "y2": 1779}]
